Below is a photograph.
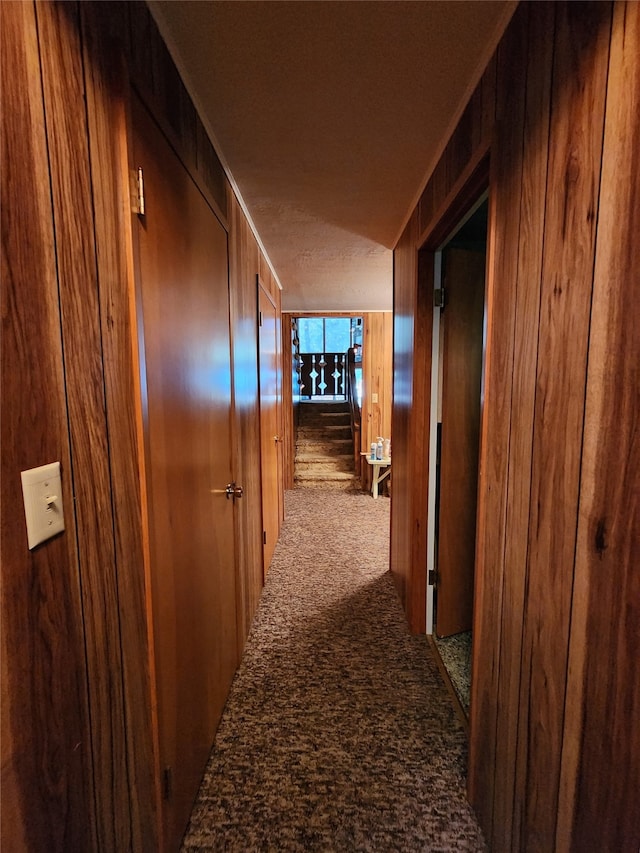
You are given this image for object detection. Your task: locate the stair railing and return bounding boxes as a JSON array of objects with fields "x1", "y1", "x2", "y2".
[{"x1": 346, "y1": 348, "x2": 362, "y2": 470}]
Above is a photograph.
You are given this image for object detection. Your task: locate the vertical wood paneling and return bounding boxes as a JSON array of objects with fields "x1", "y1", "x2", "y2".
[
  {"x1": 557, "y1": 4, "x2": 640, "y2": 850},
  {"x1": 81, "y1": 4, "x2": 162, "y2": 848},
  {"x1": 516, "y1": 5, "x2": 612, "y2": 849},
  {"x1": 469, "y1": 5, "x2": 529, "y2": 838},
  {"x1": 491, "y1": 5, "x2": 554, "y2": 849},
  {"x1": 1, "y1": 3, "x2": 95, "y2": 849},
  {"x1": 362, "y1": 312, "x2": 393, "y2": 454},
  {"x1": 37, "y1": 4, "x2": 132, "y2": 847},
  {"x1": 228, "y1": 189, "x2": 264, "y2": 652}
]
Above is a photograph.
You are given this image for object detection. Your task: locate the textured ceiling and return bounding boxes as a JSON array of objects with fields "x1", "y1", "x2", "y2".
[{"x1": 149, "y1": 1, "x2": 515, "y2": 312}]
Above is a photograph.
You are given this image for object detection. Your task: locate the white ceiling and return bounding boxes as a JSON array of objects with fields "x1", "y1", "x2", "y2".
[{"x1": 150, "y1": 1, "x2": 515, "y2": 312}]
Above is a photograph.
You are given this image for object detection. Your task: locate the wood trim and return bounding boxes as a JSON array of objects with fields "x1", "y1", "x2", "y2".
[{"x1": 418, "y1": 144, "x2": 490, "y2": 250}]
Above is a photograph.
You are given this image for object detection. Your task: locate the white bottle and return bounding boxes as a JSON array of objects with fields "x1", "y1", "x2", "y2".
[
  {"x1": 376, "y1": 437, "x2": 383, "y2": 460},
  {"x1": 383, "y1": 438, "x2": 391, "y2": 459}
]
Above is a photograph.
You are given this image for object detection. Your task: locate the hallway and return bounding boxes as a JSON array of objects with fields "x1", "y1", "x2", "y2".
[{"x1": 181, "y1": 490, "x2": 485, "y2": 851}]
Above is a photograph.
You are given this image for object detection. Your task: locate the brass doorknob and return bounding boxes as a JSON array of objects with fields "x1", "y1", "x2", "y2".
[
  {"x1": 211, "y1": 483, "x2": 243, "y2": 500},
  {"x1": 225, "y1": 483, "x2": 243, "y2": 500}
]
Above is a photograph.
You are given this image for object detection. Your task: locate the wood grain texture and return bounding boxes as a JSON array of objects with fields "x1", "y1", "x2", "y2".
[
  {"x1": 81, "y1": 4, "x2": 162, "y2": 848},
  {"x1": 468, "y1": 5, "x2": 528, "y2": 839},
  {"x1": 515, "y1": 5, "x2": 612, "y2": 849},
  {"x1": 37, "y1": 3, "x2": 132, "y2": 847},
  {"x1": 491, "y1": 5, "x2": 554, "y2": 848},
  {"x1": 362, "y1": 312, "x2": 393, "y2": 454},
  {"x1": 390, "y1": 209, "x2": 419, "y2": 616},
  {"x1": 556, "y1": 3, "x2": 640, "y2": 849},
  {"x1": 1, "y1": 3, "x2": 95, "y2": 849},
  {"x1": 437, "y1": 248, "x2": 485, "y2": 638},
  {"x1": 132, "y1": 95, "x2": 239, "y2": 852},
  {"x1": 228, "y1": 188, "x2": 264, "y2": 653}
]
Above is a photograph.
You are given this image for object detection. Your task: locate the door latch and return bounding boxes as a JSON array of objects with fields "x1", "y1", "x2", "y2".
[
  {"x1": 225, "y1": 482, "x2": 244, "y2": 500},
  {"x1": 211, "y1": 483, "x2": 244, "y2": 500}
]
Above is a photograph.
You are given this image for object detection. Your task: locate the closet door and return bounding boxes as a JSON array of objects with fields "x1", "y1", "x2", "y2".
[
  {"x1": 437, "y1": 247, "x2": 485, "y2": 637},
  {"x1": 131, "y1": 95, "x2": 238, "y2": 852}
]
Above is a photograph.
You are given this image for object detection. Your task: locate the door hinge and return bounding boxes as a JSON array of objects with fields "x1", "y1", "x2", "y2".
[
  {"x1": 130, "y1": 166, "x2": 145, "y2": 215},
  {"x1": 263, "y1": 530, "x2": 267, "y2": 545},
  {"x1": 433, "y1": 288, "x2": 446, "y2": 309},
  {"x1": 428, "y1": 569, "x2": 437, "y2": 587},
  {"x1": 162, "y1": 766, "x2": 172, "y2": 800}
]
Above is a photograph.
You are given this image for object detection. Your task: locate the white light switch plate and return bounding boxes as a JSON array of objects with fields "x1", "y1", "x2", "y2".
[{"x1": 20, "y1": 462, "x2": 65, "y2": 550}]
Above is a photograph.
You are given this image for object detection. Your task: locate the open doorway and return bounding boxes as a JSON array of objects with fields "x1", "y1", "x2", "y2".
[{"x1": 429, "y1": 196, "x2": 488, "y2": 716}]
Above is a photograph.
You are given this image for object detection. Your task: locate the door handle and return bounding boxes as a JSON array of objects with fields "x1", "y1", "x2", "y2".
[
  {"x1": 274, "y1": 435, "x2": 281, "y2": 443},
  {"x1": 225, "y1": 482, "x2": 243, "y2": 500},
  {"x1": 210, "y1": 483, "x2": 244, "y2": 500}
]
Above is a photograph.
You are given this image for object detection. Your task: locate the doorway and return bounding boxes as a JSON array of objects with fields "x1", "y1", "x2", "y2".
[{"x1": 428, "y1": 196, "x2": 488, "y2": 716}]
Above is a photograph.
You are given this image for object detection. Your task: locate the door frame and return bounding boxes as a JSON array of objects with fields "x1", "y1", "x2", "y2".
[
  {"x1": 425, "y1": 191, "x2": 489, "y2": 635},
  {"x1": 416, "y1": 151, "x2": 490, "y2": 636}
]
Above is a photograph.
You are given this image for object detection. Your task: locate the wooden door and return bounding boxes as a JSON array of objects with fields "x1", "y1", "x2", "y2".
[
  {"x1": 131, "y1": 96, "x2": 238, "y2": 851},
  {"x1": 258, "y1": 281, "x2": 279, "y2": 576},
  {"x1": 436, "y1": 248, "x2": 485, "y2": 637}
]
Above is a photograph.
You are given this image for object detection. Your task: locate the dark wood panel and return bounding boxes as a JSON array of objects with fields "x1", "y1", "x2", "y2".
[
  {"x1": 37, "y1": 4, "x2": 133, "y2": 847},
  {"x1": 0, "y1": 3, "x2": 95, "y2": 849},
  {"x1": 491, "y1": 4, "x2": 554, "y2": 849},
  {"x1": 132, "y1": 94, "x2": 239, "y2": 853},
  {"x1": 468, "y1": 5, "x2": 529, "y2": 839},
  {"x1": 81, "y1": 5, "x2": 162, "y2": 848},
  {"x1": 228, "y1": 189, "x2": 264, "y2": 651},
  {"x1": 557, "y1": 3, "x2": 640, "y2": 850},
  {"x1": 516, "y1": 4, "x2": 612, "y2": 849}
]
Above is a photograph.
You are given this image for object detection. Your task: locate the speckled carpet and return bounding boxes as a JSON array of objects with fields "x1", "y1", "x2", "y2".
[
  {"x1": 433, "y1": 632, "x2": 472, "y2": 716},
  {"x1": 181, "y1": 489, "x2": 486, "y2": 852}
]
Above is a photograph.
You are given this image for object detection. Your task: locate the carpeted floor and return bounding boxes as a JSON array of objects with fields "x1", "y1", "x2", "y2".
[
  {"x1": 181, "y1": 489, "x2": 486, "y2": 852},
  {"x1": 433, "y1": 632, "x2": 472, "y2": 716}
]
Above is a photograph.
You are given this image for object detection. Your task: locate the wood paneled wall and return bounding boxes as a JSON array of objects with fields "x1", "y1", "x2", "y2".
[
  {"x1": 2, "y1": 1, "x2": 277, "y2": 849},
  {"x1": 361, "y1": 312, "x2": 393, "y2": 454},
  {"x1": 1, "y1": 5, "x2": 96, "y2": 849},
  {"x1": 391, "y1": 2, "x2": 639, "y2": 851}
]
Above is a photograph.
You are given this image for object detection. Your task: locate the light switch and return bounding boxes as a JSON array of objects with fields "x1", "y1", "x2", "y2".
[
  {"x1": 372, "y1": 393, "x2": 379, "y2": 403},
  {"x1": 20, "y1": 462, "x2": 65, "y2": 550}
]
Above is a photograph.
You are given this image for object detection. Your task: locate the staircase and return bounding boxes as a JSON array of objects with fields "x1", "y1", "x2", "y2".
[{"x1": 294, "y1": 402, "x2": 360, "y2": 491}]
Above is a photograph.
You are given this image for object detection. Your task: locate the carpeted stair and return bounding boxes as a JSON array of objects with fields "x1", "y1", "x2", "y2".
[{"x1": 294, "y1": 401, "x2": 360, "y2": 491}]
